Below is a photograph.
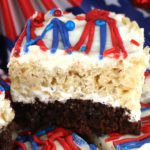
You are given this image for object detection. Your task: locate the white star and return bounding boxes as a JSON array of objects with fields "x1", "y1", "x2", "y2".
[
  {"x1": 136, "y1": 8, "x2": 150, "y2": 18},
  {"x1": 91, "y1": 6, "x2": 95, "y2": 10},
  {"x1": 105, "y1": 0, "x2": 121, "y2": 7}
]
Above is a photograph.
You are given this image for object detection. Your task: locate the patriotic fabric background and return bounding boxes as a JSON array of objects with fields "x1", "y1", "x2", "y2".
[{"x1": 0, "y1": 0, "x2": 150, "y2": 71}]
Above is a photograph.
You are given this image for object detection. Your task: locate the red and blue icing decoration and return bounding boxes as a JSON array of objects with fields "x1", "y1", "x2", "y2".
[
  {"x1": 14, "y1": 9, "x2": 129, "y2": 59},
  {"x1": 14, "y1": 127, "x2": 97, "y2": 150},
  {"x1": 104, "y1": 103, "x2": 150, "y2": 150}
]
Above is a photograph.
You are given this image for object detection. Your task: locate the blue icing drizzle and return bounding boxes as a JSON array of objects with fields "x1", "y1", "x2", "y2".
[
  {"x1": 26, "y1": 19, "x2": 31, "y2": 42},
  {"x1": 35, "y1": 129, "x2": 46, "y2": 136},
  {"x1": 24, "y1": 17, "x2": 72, "y2": 54},
  {"x1": 72, "y1": 133, "x2": 88, "y2": 146},
  {"x1": 28, "y1": 136, "x2": 39, "y2": 150},
  {"x1": 96, "y1": 20, "x2": 107, "y2": 60},
  {"x1": 95, "y1": 20, "x2": 107, "y2": 59},
  {"x1": 81, "y1": 45, "x2": 86, "y2": 52},
  {"x1": 89, "y1": 144, "x2": 97, "y2": 150},
  {"x1": 115, "y1": 137, "x2": 150, "y2": 149},
  {"x1": 49, "y1": 8, "x2": 57, "y2": 15},
  {"x1": 65, "y1": 20, "x2": 75, "y2": 31},
  {"x1": 51, "y1": 22, "x2": 59, "y2": 54},
  {"x1": 0, "y1": 85, "x2": 4, "y2": 92}
]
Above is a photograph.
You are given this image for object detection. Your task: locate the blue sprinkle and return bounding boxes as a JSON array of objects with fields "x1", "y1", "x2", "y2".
[
  {"x1": 49, "y1": 8, "x2": 57, "y2": 15},
  {"x1": 99, "y1": 55, "x2": 103, "y2": 60},
  {"x1": 124, "y1": 147, "x2": 130, "y2": 150},
  {"x1": 23, "y1": 46, "x2": 29, "y2": 54},
  {"x1": 81, "y1": 46, "x2": 86, "y2": 52},
  {"x1": 36, "y1": 129, "x2": 46, "y2": 136},
  {"x1": 0, "y1": 80, "x2": 10, "y2": 91},
  {"x1": 72, "y1": 133, "x2": 88, "y2": 146},
  {"x1": 89, "y1": 144, "x2": 97, "y2": 150},
  {"x1": 0, "y1": 86, "x2": 4, "y2": 92},
  {"x1": 95, "y1": 20, "x2": 106, "y2": 26},
  {"x1": 65, "y1": 20, "x2": 75, "y2": 31},
  {"x1": 67, "y1": 51, "x2": 72, "y2": 54}
]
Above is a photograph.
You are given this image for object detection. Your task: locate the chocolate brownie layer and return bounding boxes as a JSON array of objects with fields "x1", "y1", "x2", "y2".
[
  {"x1": 0, "y1": 122, "x2": 15, "y2": 150},
  {"x1": 13, "y1": 99, "x2": 140, "y2": 135}
]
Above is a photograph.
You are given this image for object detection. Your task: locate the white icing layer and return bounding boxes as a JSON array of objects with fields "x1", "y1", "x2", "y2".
[
  {"x1": 141, "y1": 75, "x2": 150, "y2": 102},
  {"x1": 0, "y1": 99, "x2": 15, "y2": 130}
]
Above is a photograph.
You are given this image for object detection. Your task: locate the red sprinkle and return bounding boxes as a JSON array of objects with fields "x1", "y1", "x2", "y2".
[
  {"x1": 141, "y1": 115, "x2": 150, "y2": 122},
  {"x1": 65, "y1": 135, "x2": 81, "y2": 150},
  {"x1": 141, "y1": 102, "x2": 150, "y2": 108},
  {"x1": 145, "y1": 72, "x2": 150, "y2": 76},
  {"x1": 14, "y1": 141, "x2": 27, "y2": 150},
  {"x1": 54, "y1": 9, "x2": 62, "y2": 17},
  {"x1": 130, "y1": 39, "x2": 140, "y2": 46},
  {"x1": 113, "y1": 133, "x2": 150, "y2": 145},
  {"x1": 18, "y1": 131, "x2": 31, "y2": 136},
  {"x1": 103, "y1": 48, "x2": 116, "y2": 56},
  {"x1": 76, "y1": 15, "x2": 85, "y2": 20},
  {"x1": 105, "y1": 133, "x2": 123, "y2": 142}
]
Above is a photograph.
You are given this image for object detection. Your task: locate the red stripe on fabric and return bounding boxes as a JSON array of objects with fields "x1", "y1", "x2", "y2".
[
  {"x1": 141, "y1": 102, "x2": 150, "y2": 108},
  {"x1": 69, "y1": 0, "x2": 83, "y2": 6},
  {"x1": 0, "y1": 0, "x2": 17, "y2": 40},
  {"x1": 141, "y1": 116, "x2": 150, "y2": 122},
  {"x1": 145, "y1": 72, "x2": 150, "y2": 76},
  {"x1": 18, "y1": 0, "x2": 35, "y2": 19},
  {"x1": 41, "y1": 0, "x2": 57, "y2": 10},
  {"x1": 113, "y1": 133, "x2": 150, "y2": 145}
]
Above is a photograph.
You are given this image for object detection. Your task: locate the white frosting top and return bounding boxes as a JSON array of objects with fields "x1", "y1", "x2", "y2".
[{"x1": 17, "y1": 11, "x2": 145, "y2": 57}]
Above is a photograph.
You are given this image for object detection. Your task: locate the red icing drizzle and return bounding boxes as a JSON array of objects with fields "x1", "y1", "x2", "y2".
[
  {"x1": 113, "y1": 133, "x2": 150, "y2": 145},
  {"x1": 130, "y1": 39, "x2": 140, "y2": 46},
  {"x1": 105, "y1": 133, "x2": 123, "y2": 142},
  {"x1": 67, "y1": 9, "x2": 127, "y2": 58},
  {"x1": 14, "y1": 141, "x2": 27, "y2": 150},
  {"x1": 14, "y1": 12, "x2": 47, "y2": 57},
  {"x1": 13, "y1": 24, "x2": 27, "y2": 57},
  {"x1": 15, "y1": 128, "x2": 81, "y2": 150}
]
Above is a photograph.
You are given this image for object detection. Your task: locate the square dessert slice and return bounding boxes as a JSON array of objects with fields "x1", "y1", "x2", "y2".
[
  {"x1": 0, "y1": 84, "x2": 15, "y2": 150},
  {"x1": 9, "y1": 9, "x2": 149, "y2": 135}
]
